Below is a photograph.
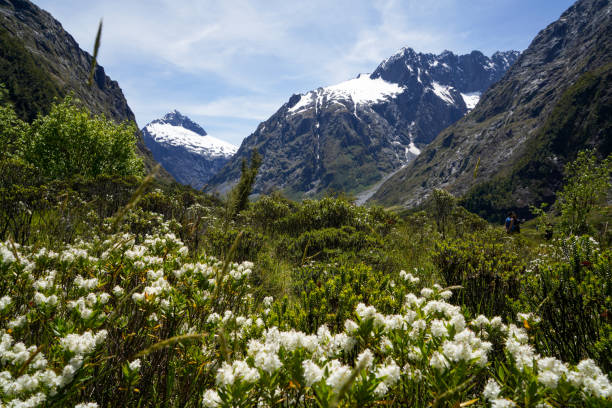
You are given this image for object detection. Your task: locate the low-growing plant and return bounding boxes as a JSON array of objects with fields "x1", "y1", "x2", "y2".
[
  {"x1": 519, "y1": 235, "x2": 612, "y2": 371},
  {"x1": 431, "y1": 230, "x2": 525, "y2": 319}
]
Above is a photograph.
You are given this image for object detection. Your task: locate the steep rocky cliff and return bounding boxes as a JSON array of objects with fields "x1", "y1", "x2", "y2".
[{"x1": 370, "y1": 0, "x2": 611, "y2": 218}]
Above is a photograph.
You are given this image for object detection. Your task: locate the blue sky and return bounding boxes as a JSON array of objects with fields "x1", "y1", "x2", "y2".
[{"x1": 35, "y1": 0, "x2": 575, "y2": 145}]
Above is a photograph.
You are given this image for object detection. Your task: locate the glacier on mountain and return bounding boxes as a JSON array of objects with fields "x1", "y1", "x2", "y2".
[{"x1": 144, "y1": 122, "x2": 237, "y2": 158}]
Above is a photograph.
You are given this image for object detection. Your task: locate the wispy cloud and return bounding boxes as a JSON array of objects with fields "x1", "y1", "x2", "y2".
[
  {"x1": 183, "y1": 96, "x2": 285, "y2": 121},
  {"x1": 36, "y1": 0, "x2": 574, "y2": 144}
]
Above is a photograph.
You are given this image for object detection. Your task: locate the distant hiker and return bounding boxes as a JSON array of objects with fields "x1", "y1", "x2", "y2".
[
  {"x1": 505, "y1": 212, "x2": 520, "y2": 234},
  {"x1": 544, "y1": 223, "x2": 553, "y2": 240}
]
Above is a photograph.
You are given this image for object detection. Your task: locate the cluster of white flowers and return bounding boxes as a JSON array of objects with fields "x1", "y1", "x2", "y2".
[
  {"x1": 112, "y1": 285, "x2": 124, "y2": 296},
  {"x1": 60, "y1": 330, "x2": 107, "y2": 356},
  {"x1": 60, "y1": 246, "x2": 94, "y2": 264},
  {"x1": 302, "y1": 359, "x2": 324, "y2": 386},
  {"x1": 216, "y1": 360, "x2": 260, "y2": 386},
  {"x1": 373, "y1": 361, "x2": 401, "y2": 396},
  {"x1": 202, "y1": 389, "x2": 221, "y2": 408},
  {"x1": 324, "y1": 359, "x2": 352, "y2": 391},
  {"x1": 132, "y1": 269, "x2": 171, "y2": 304},
  {"x1": 0, "y1": 332, "x2": 104, "y2": 406},
  {"x1": 436, "y1": 328, "x2": 492, "y2": 369},
  {"x1": 74, "y1": 275, "x2": 99, "y2": 290},
  {"x1": 67, "y1": 292, "x2": 110, "y2": 319},
  {"x1": 128, "y1": 359, "x2": 141, "y2": 372},
  {"x1": 33, "y1": 292, "x2": 58, "y2": 306},
  {"x1": 0, "y1": 295, "x2": 11, "y2": 311},
  {"x1": 32, "y1": 270, "x2": 56, "y2": 290},
  {"x1": 0, "y1": 242, "x2": 16, "y2": 264},
  {"x1": 399, "y1": 269, "x2": 420, "y2": 283},
  {"x1": 7, "y1": 315, "x2": 27, "y2": 330},
  {"x1": 74, "y1": 403, "x2": 99, "y2": 408},
  {"x1": 228, "y1": 261, "x2": 254, "y2": 280},
  {"x1": 483, "y1": 378, "x2": 501, "y2": 400},
  {"x1": 200, "y1": 280, "x2": 612, "y2": 406}
]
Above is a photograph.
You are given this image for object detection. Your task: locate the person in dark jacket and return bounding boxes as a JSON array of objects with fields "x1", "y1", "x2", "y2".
[{"x1": 505, "y1": 212, "x2": 520, "y2": 234}]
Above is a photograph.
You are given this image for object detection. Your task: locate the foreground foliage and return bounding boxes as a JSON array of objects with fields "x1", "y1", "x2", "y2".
[
  {"x1": 0, "y1": 208, "x2": 610, "y2": 407},
  {"x1": 0, "y1": 93, "x2": 609, "y2": 406}
]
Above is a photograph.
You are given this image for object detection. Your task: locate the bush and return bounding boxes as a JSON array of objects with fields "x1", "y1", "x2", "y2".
[
  {"x1": 431, "y1": 230, "x2": 524, "y2": 318},
  {"x1": 23, "y1": 96, "x2": 143, "y2": 179},
  {"x1": 556, "y1": 150, "x2": 612, "y2": 235},
  {"x1": 519, "y1": 236, "x2": 612, "y2": 371}
]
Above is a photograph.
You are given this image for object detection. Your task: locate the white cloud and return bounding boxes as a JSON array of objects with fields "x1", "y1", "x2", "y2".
[
  {"x1": 41, "y1": 0, "x2": 458, "y2": 88},
  {"x1": 182, "y1": 96, "x2": 285, "y2": 121},
  {"x1": 35, "y1": 0, "x2": 569, "y2": 145}
]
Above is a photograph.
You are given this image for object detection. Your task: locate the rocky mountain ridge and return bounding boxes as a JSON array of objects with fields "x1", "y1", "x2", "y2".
[
  {"x1": 208, "y1": 48, "x2": 519, "y2": 198},
  {"x1": 369, "y1": 0, "x2": 612, "y2": 217}
]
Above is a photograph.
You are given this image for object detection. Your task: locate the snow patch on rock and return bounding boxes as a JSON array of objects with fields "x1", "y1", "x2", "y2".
[
  {"x1": 288, "y1": 74, "x2": 404, "y2": 115},
  {"x1": 460, "y1": 92, "x2": 481, "y2": 111},
  {"x1": 145, "y1": 122, "x2": 237, "y2": 158},
  {"x1": 430, "y1": 82, "x2": 455, "y2": 105}
]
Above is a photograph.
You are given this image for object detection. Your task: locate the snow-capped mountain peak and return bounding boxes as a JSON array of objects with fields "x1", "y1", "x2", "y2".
[
  {"x1": 144, "y1": 112, "x2": 237, "y2": 158},
  {"x1": 141, "y1": 112, "x2": 237, "y2": 189},
  {"x1": 158, "y1": 109, "x2": 207, "y2": 136},
  {"x1": 288, "y1": 74, "x2": 404, "y2": 115}
]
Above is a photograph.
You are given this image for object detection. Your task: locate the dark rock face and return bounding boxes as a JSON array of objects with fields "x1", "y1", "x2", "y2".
[
  {"x1": 142, "y1": 111, "x2": 237, "y2": 190},
  {"x1": 208, "y1": 49, "x2": 518, "y2": 199},
  {"x1": 370, "y1": 0, "x2": 612, "y2": 210},
  {"x1": 0, "y1": 0, "x2": 168, "y2": 177},
  {"x1": 160, "y1": 110, "x2": 208, "y2": 136}
]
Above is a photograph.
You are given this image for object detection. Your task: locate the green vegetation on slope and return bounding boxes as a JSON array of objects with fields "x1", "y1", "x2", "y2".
[
  {"x1": 0, "y1": 27, "x2": 63, "y2": 122},
  {"x1": 461, "y1": 64, "x2": 612, "y2": 221}
]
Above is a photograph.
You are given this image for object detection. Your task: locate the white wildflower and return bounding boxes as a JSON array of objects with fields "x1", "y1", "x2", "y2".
[
  {"x1": 491, "y1": 399, "x2": 516, "y2": 408},
  {"x1": 344, "y1": 319, "x2": 358, "y2": 333},
  {"x1": 430, "y1": 320, "x2": 448, "y2": 338},
  {"x1": 430, "y1": 352, "x2": 449, "y2": 371},
  {"x1": 74, "y1": 275, "x2": 99, "y2": 290},
  {"x1": 373, "y1": 382, "x2": 389, "y2": 397},
  {"x1": 8, "y1": 314, "x2": 26, "y2": 329},
  {"x1": 34, "y1": 292, "x2": 58, "y2": 306},
  {"x1": 376, "y1": 361, "x2": 400, "y2": 386},
  {"x1": 356, "y1": 349, "x2": 374, "y2": 369},
  {"x1": 483, "y1": 378, "x2": 501, "y2": 400},
  {"x1": 302, "y1": 360, "x2": 323, "y2": 386},
  {"x1": 0, "y1": 244, "x2": 16, "y2": 264},
  {"x1": 128, "y1": 359, "x2": 141, "y2": 372},
  {"x1": 355, "y1": 303, "x2": 377, "y2": 321},
  {"x1": 420, "y1": 288, "x2": 434, "y2": 298},
  {"x1": 0, "y1": 295, "x2": 11, "y2": 311},
  {"x1": 202, "y1": 389, "x2": 221, "y2": 407},
  {"x1": 325, "y1": 360, "x2": 351, "y2": 391},
  {"x1": 60, "y1": 330, "x2": 107, "y2": 356}
]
